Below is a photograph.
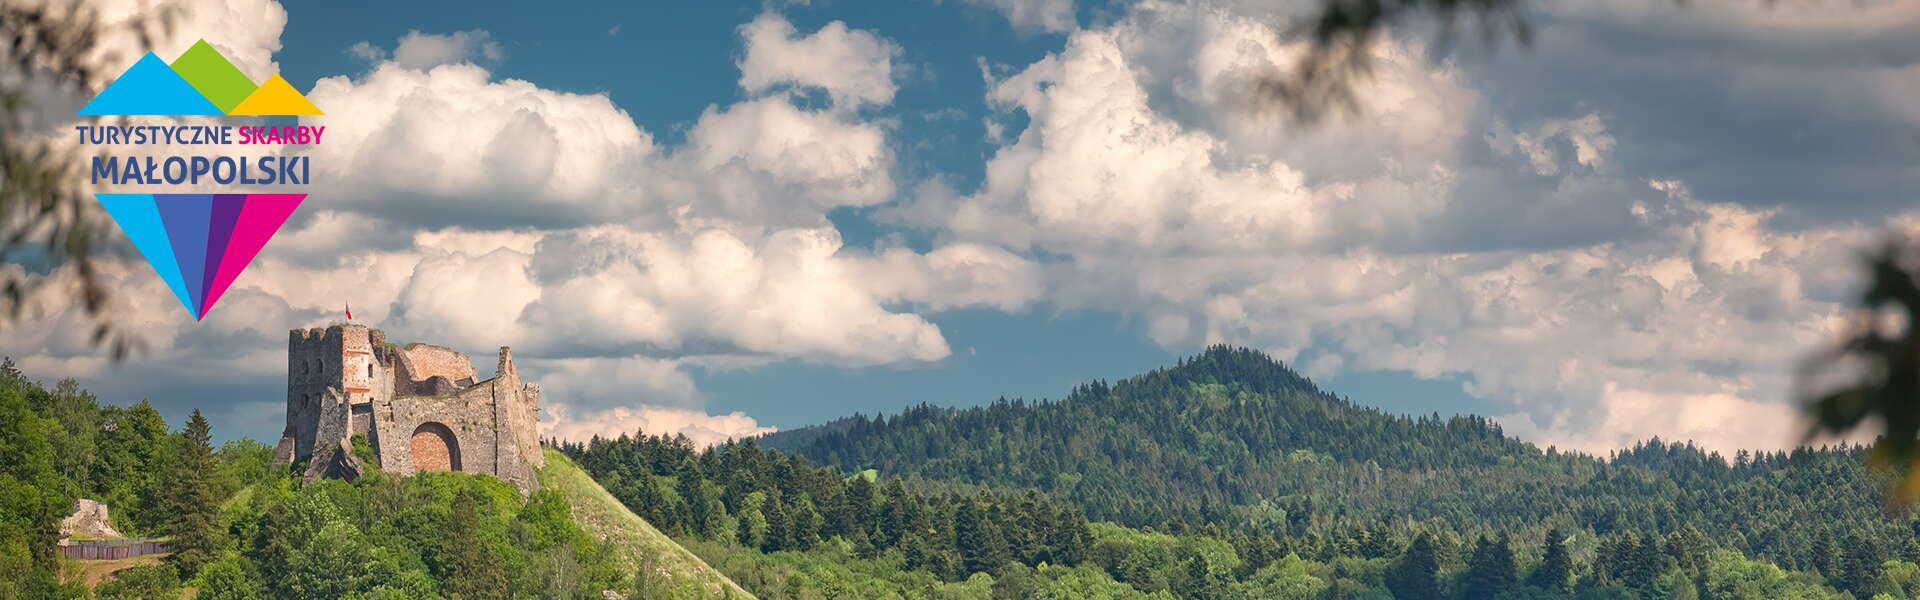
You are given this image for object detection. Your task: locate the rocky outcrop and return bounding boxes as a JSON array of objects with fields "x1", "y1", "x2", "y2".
[
  {"x1": 302, "y1": 438, "x2": 368, "y2": 485},
  {"x1": 59, "y1": 498, "x2": 121, "y2": 540}
]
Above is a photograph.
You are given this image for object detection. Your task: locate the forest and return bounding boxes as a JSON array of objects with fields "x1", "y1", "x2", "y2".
[
  {"x1": 563, "y1": 347, "x2": 1920, "y2": 599},
  {"x1": 563, "y1": 432, "x2": 1889, "y2": 599},
  {"x1": 0, "y1": 359, "x2": 627, "y2": 599}
]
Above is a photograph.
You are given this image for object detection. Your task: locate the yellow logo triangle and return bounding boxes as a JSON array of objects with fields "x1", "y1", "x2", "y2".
[{"x1": 228, "y1": 74, "x2": 322, "y2": 116}]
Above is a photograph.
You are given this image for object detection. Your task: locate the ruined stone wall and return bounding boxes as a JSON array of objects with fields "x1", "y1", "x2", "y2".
[
  {"x1": 513, "y1": 382, "x2": 544, "y2": 470},
  {"x1": 278, "y1": 324, "x2": 395, "y2": 466},
  {"x1": 310, "y1": 387, "x2": 351, "y2": 459},
  {"x1": 372, "y1": 386, "x2": 497, "y2": 478},
  {"x1": 279, "y1": 327, "x2": 342, "y2": 463},
  {"x1": 499, "y1": 347, "x2": 544, "y2": 473},
  {"x1": 371, "y1": 370, "x2": 537, "y2": 491},
  {"x1": 399, "y1": 344, "x2": 477, "y2": 385},
  {"x1": 485, "y1": 347, "x2": 543, "y2": 489}
]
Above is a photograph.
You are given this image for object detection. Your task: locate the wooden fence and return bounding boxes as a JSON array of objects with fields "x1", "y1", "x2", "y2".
[{"x1": 57, "y1": 538, "x2": 169, "y2": 560}]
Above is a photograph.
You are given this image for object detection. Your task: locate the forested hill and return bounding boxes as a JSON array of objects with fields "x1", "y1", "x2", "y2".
[
  {"x1": 760, "y1": 345, "x2": 1547, "y2": 526},
  {"x1": 761, "y1": 346, "x2": 1915, "y2": 573},
  {"x1": 769, "y1": 345, "x2": 1537, "y2": 473}
]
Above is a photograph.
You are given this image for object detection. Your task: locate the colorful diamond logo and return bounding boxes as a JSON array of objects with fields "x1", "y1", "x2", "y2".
[{"x1": 96, "y1": 194, "x2": 303, "y2": 320}]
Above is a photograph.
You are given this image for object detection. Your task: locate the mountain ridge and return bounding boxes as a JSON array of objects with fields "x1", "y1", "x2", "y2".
[{"x1": 756, "y1": 345, "x2": 1904, "y2": 573}]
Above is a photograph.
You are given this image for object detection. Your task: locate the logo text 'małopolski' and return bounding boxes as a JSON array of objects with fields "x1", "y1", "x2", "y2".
[{"x1": 79, "y1": 40, "x2": 323, "y2": 320}]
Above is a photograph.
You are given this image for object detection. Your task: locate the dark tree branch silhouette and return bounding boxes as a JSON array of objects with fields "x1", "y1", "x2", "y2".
[
  {"x1": 1259, "y1": 0, "x2": 1530, "y2": 121},
  {"x1": 0, "y1": 1, "x2": 172, "y2": 360},
  {"x1": 1802, "y1": 239, "x2": 1920, "y2": 502}
]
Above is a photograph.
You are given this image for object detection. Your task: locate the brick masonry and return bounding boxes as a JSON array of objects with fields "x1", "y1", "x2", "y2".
[
  {"x1": 274, "y1": 323, "x2": 544, "y2": 495},
  {"x1": 409, "y1": 423, "x2": 457, "y2": 472}
]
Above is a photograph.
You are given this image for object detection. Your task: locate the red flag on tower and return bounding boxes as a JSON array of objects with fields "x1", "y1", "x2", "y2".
[{"x1": 346, "y1": 303, "x2": 353, "y2": 321}]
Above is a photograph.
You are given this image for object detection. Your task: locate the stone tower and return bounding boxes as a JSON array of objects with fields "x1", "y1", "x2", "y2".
[{"x1": 273, "y1": 323, "x2": 544, "y2": 494}]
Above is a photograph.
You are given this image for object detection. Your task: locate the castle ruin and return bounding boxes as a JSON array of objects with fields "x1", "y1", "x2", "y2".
[{"x1": 272, "y1": 323, "x2": 544, "y2": 494}]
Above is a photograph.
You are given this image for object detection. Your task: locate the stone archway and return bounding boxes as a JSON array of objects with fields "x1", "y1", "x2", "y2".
[{"x1": 409, "y1": 422, "x2": 461, "y2": 473}]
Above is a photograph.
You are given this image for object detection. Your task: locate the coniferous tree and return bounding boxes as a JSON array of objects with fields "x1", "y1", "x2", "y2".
[
  {"x1": 879, "y1": 480, "x2": 910, "y2": 547},
  {"x1": 1528, "y1": 528, "x2": 1573, "y2": 594},
  {"x1": 903, "y1": 532, "x2": 936, "y2": 573},
  {"x1": 845, "y1": 474, "x2": 876, "y2": 539},
  {"x1": 1361, "y1": 522, "x2": 1402, "y2": 559},
  {"x1": 787, "y1": 497, "x2": 821, "y2": 550},
  {"x1": 1184, "y1": 554, "x2": 1228, "y2": 600},
  {"x1": 761, "y1": 494, "x2": 792, "y2": 552},
  {"x1": 1461, "y1": 534, "x2": 1516, "y2": 599},
  {"x1": 677, "y1": 459, "x2": 715, "y2": 537},
  {"x1": 1840, "y1": 538, "x2": 1885, "y2": 597},
  {"x1": 1048, "y1": 509, "x2": 1091, "y2": 565},
  {"x1": 1666, "y1": 524, "x2": 1710, "y2": 571},
  {"x1": 734, "y1": 491, "x2": 768, "y2": 550},
  {"x1": 162, "y1": 409, "x2": 222, "y2": 574},
  {"x1": 954, "y1": 500, "x2": 1010, "y2": 575},
  {"x1": 1811, "y1": 533, "x2": 1841, "y2": 583},
  {"x1": 1623, "y1": 532, "x2": 1665, "y2": 593},
  {"x1": 1388, "y1": 532, "x2": 1441, "y2": 600}
]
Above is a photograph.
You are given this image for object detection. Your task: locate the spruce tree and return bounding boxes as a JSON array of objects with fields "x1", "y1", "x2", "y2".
[
  {"x1": 1461, "y1": 534, "x2": 1516, "y2": 599},
  {"x1": 1627, "y1": 532, "x2": 1666, "y2": 593},
  {"x1": 1184, "y1": 554, "x2": 1227, "y2": 600},
  {"x1": 845, "y1": 474, "x2": 876, "y2": 538},
  {"x1": 677, "y1": 459, "x2": 714, "y2": 537},
  {"x1": 125, "y1": 400, "x2": 175, "y2": 533},
  {"x1": 1387, "y1": 532, "x2": 1440, "y2": 600},
  {"x1": 1666, "y1": 524, "x2": 1710, "y2": 571},
  {"x1": 162, "y1": 410, "x2": 222, "y2": 574},
  {"x1": 1047, "y1": 509, "x2": 1091, "y2": 565},
  {"x1": 1528, "y1": 529, "x2": 1573, "y2": 593},
  {"x1": 787, "y1": 497, "x2": 821, "y2": 550},
  {"x1": 879, "y1": 480, "x2": 911, "y2": 546},
  {"x1": 761, "y1": 494, "x2": 791, "y2": 552},
  {"x1": 631, "y1": 474, "x2": 668, "y2": 530},
  {"x1": 1840, "y1": 539, "x2": 1886, "y2": 597},
  {"x1": 735, "y1": 502, "x2": 766, "y2": 549},
  {"x1": 954, "y1": 501, "x2": 1010, "y2": 575}
]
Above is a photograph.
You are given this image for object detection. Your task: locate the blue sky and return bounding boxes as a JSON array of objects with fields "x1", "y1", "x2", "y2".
[
  {"x1": 257, "y1": 0, "x2": 1264, "y2": 431},
  {"x1": 264, "y1": 0, "x2": 1491, "y2": 434},
  {"x1": 9, "y1": 0, "x2": 1916, "y2": 452}
]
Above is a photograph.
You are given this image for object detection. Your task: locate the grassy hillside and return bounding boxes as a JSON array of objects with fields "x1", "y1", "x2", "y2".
[{"x1": 538, "y1": 449, "x2": 756, "y2": 599}]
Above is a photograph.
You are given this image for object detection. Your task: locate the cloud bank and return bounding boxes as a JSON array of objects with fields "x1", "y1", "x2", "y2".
[{"x1": 6, "y1": 0, "x2": 1917, "y2": 454}]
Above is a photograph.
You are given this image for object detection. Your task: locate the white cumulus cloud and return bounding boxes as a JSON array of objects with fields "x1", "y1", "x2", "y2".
[
  {"x1": 737, "y1": 12, "x2": 900, "y2": 108},
  {"x1": 387, "y1": 29, "x2": 504, "y2": 69},
  {"x1": 542, "y1": 403, "x2": 775, "y2": 448},
  {"x1": 961, "y1": 0, "x2": 1077, "y2": 33}
]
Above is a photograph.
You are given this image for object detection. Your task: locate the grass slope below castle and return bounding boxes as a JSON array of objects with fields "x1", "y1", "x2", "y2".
[
  {"x1": 538, "y1": 449, "x2": 756, "y2": 599},
  {"x1": 186, "y1": 449, "x2": 755, "y2": 600}
]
